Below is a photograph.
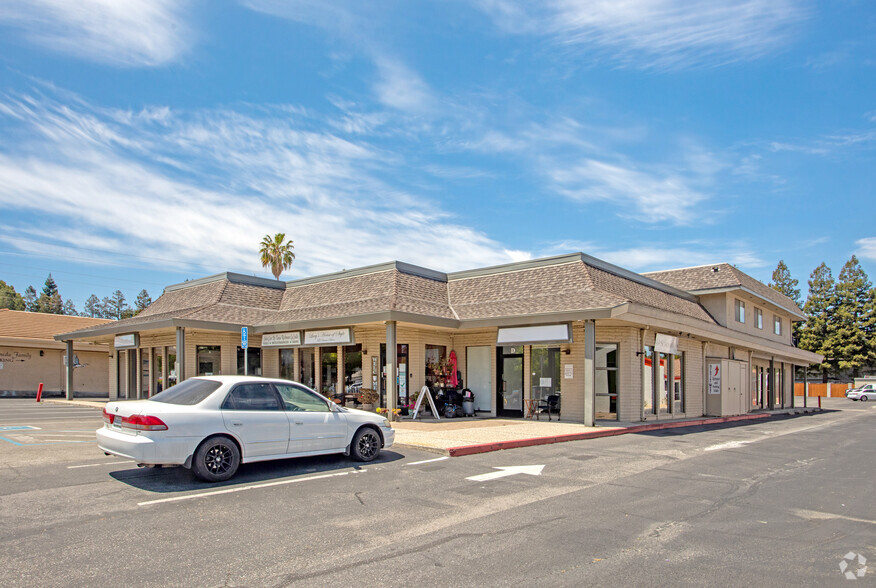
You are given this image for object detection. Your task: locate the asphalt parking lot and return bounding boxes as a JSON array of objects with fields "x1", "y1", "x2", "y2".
[{"x1": 1, "y1": 398, "x2": 873, "y2": 587}]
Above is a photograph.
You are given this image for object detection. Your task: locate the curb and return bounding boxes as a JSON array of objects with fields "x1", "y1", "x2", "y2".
[
  {"x1": 444, "y1": 412, "x2": 781, "y2": 457},
  {"x1": 42, "y1": 399, "x2": 108, "y2": 409}
]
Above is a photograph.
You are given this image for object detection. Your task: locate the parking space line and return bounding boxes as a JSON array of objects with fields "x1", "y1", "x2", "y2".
[
  {"x1": 138, "y1": 469, "x2": 366, "y2": 506},
  {"x1": 68, "y1": 460, "x2": 135, "y2": 469},
  {"x1": 406, "y1": 456, "x2": 449, "y2": 466}
]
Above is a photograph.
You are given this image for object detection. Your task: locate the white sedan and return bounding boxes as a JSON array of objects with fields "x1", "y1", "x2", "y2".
[{"x1": 97, "y1": 376, "x2": 394, "y2": 482}]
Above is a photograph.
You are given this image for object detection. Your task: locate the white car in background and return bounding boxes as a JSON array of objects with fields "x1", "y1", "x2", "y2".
[
  {"x1": 97, "y1": 376, "x2": 394, "y2": 482},
  {"x1": 847, "y1": 383, "x2": 876, "y2": 401}
]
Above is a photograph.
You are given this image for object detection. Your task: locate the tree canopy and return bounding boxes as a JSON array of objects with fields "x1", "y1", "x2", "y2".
[{"x1": 259, "y1": 233, "x2": 295, "y2": 280}]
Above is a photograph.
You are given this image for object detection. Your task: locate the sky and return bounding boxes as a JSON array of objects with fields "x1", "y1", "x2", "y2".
[{"x1": 0, "y1": 0, "x2": 874, "y2": 312}]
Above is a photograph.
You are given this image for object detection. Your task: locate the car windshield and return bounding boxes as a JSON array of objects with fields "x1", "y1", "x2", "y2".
[{"x1": 150, "y1": 379, "x2": 222, "y2": 405}]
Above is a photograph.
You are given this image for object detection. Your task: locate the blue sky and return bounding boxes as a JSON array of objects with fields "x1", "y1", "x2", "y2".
[{"x1": 1, "y1": 0, "x2": 874, "y2": 311}]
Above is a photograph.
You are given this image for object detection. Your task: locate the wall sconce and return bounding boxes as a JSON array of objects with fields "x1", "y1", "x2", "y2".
[
  {"x1": 562, "y1": 347, "x2": 571, "y2": 355},
  {"x1": 39, "y1": 350, "x2": 44, "y2": 357}
]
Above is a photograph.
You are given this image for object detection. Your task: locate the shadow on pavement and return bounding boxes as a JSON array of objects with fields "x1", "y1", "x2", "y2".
[
  {"x1": 631, "y1": 411, "x2": 823, "y2": 438},
  {"x1": 108, "y1": 450, "x2": 405, "y2": 493}
]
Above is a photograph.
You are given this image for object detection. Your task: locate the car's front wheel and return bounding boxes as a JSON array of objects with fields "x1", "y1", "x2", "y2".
[
  {"x1": 192, "y1": 436, "x2": 240, "y2": 482},
  {"x1": 350, "y1": 427, "x2": 381, "y2": 462}
]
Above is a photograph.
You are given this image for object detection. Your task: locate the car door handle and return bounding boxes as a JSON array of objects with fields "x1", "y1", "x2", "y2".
[
  {"x1": 294, "y1": 421, "x2": 304, "y2": 425},
  {"x1": 231, "y1": 422, "x2": 243, "y2": 426}
]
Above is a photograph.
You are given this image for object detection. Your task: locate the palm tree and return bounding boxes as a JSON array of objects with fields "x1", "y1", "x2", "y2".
[{"x1": 260, "y1": 233, "x2": 296, "y2": 280}]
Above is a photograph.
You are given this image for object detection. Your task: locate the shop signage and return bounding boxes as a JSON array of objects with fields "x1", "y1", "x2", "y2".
[
  {"x1": 304, "y1": 328, "x2": 352, "y2": 346},
  {"x1": 496, "y1": 324, "x2": 572, "y2": 346},
  {"x1": 708, "y1": 363, "x2": 721, "y2": 395},
  {"x1": 654, "y1": 333, "x2": 679, "y2": 355},
  {"x1": 114, "y1": 334, "x2": 138, "y2": 349},
  {"x1": 261, "y1": 331, "x2": 302, "y2": 347},
  {"x1": 564, "y1": 364, "x2": 573, "y2": 379}
]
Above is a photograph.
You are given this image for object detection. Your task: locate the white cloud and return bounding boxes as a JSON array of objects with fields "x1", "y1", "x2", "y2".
[
  {"x1": 547, "y1": 159, "x2": 709, "y2": 225},
  {"x1": 857, "y1": 237, "x2": 876, "y2": 262},
  {"x1": 478, "y1": 0, "x2": 809, "y2": 69},
  {"x1": 0, "y1": 0, "x2": 193, "y2": 67},
  {"x1": 373, "y1": 58, "x2": 436, "y2": 113},
  {"x1": 0, "y1": 90, "x2": 526, "y2": 279},
  {"x1": 547, "y1": 239, "x2": 765, "y2": 271}
]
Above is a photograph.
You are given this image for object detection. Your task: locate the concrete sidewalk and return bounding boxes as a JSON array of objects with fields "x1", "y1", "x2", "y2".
[{"x1": 42, "y1": 397, "x2": 824, "y2": 457}]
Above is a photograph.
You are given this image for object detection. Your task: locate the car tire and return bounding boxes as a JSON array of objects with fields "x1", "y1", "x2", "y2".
[
  {"x1": 192, "y1": 436, "x2": 240, "y2": 482},
  {"x1": 861, "y1": 395, "x2": 869, "y2": 402},
  {"x1": 350, "y1": 427, "x2": 381, "y2": 462}
]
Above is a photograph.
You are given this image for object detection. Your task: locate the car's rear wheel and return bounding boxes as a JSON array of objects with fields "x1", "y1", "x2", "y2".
[
  {"x1": 192, "y1": 436, "x2": 240, "y2": 482},
  {"x1": 861, "y1": 395, "x2": 868, "y2": 402},
  {"x1": 351, "y1": 427, "x2": 381, "y2": 462}
]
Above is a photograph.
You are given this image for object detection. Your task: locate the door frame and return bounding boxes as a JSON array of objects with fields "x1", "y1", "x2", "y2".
[{"x1": 497, "y1": 346, "x2": 524, "y2": 418}]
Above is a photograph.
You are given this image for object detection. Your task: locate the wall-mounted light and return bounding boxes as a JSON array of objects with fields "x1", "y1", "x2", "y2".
[{"x1": 39, "y1": 350, "x2": 44, "y2": 357}]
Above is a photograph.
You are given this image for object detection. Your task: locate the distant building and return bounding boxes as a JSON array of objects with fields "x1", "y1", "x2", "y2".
[{"x1": 0, "y1": 309, "x2": 112, "y2": 397}]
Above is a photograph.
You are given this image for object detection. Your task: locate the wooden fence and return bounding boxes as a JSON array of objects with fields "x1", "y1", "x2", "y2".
[{"x1": 794, "y1": 382, "x2": 852, "y2": 397}]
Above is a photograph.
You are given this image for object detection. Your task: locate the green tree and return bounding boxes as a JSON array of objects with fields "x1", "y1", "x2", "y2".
[
  {"x1": 84, "y1": 294, "x2": 101, "y2": 318},
  {"x1": 769, "y1": 259, "x2": 803, "y2": 343},
  {"x1": 23, "y1": 286, "x2": 38, "y2": 312},
  {"x1": 37, "y1": 274, "x2": 63, "y2": 314},
  {"x1": 63, "y1": 299, "x2": 78, "y2": 316},
  {"x1": 134, "y1": 289, "x2": 152, "y2": 315},
  {"x1": 831, "y1": 255, "x2": 876, "y2": 378},
  {"x1": 259, "y1": 233, "x2": 295, "y2": 280},
  {"x1": 798, "y1": 263, "x2": 838, "y2": 382},
  {"x1": 0, "y1": 280, "x2": 25, "y2": 310},
  {"x1": 105, "y1": 290, "x2": 130, "y2": 320}
]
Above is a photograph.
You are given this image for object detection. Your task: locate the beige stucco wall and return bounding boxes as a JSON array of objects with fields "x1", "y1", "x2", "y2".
[{"x1": 0, "y1": 345, "x2": 109, "y2": 395}]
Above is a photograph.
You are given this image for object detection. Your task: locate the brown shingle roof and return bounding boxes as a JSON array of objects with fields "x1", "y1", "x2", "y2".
[
  {"x1": 0, "y1": 309, "x2": 112, "y2": 340},
  {"x1": 643, "y1": 264, "x2": 804, "y2": 316}
]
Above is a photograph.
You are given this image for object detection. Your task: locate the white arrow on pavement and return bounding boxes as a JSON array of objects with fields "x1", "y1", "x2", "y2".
[{"x1": 466, "y1": 465, "x2": 544, "y2": 482}]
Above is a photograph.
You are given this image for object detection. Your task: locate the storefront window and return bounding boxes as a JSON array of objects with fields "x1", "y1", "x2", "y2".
[
  {"x1": 197, "y1": 345, "x2": 220, "y2": 376},
  {"x1": 237, "y1": 346, "x2": 261, "y2": 376},
  {"x1": 280, "y1": 349, "x2": 295, "y2": 381},
  {"x1": 595, "y1": 343, "x2": 618, "y2": 419},
  {"x1": 300, "y1": 348, "x2": 315, "y2": 388},
  {"x1": 425, "y1": 344, "x2": 447, "y2": 387},
  {"x1": 343, "y1": 344, "x2": 362, "y2": 395},
  {"x1": 530, "y1": 347, "x2": 561, "y2": 402},
  {"x1": 321, "y1": 349, "x2": 338, "y2": 396},
  {"x1": 167, "y1": 347, "x2": 177, "y2": 388},
  {"x1": 380, "y1": 344, "x2": 408, "y2": 406},
  {"x1": 643, "y1": 346, "x2": 654, "y2": 412}
]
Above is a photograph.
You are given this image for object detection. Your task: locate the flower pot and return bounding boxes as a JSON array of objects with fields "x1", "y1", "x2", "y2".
[{"x1": 361, "y1": 403, "x2": 374, "y2": 411}]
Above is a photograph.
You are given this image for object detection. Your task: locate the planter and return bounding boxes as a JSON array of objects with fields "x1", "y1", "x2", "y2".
[{"x1": 361, "y1": 403, "x2": 374, "y2": 411}]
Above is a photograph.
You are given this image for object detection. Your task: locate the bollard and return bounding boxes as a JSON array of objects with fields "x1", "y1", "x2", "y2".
[
  {"x1": 818, "y1": 396, "x2": 821, "y2": 409},
  {"x1": 36, "y1": 382, "x2": 44, "y2": 403}
]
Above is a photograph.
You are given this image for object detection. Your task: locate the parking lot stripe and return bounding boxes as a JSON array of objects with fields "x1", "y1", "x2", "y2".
[
  {"x1": 137, "y1": 469, "x2": 366, "y2": 506},
  {"x1": 406, "y1": 456, "x2": 449, "y2": 466},
  {"x1": 68, "y1": 460, "x2": 135, "y2": 469}
]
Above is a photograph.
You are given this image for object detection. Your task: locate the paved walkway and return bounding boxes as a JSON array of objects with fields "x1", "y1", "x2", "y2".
[{"x1": 43, "y1": 397, "x2": 825, "y2": 456}]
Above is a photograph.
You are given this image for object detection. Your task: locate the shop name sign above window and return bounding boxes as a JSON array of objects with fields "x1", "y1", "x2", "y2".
[
  {"x1": 114, "y1": 334, "x2": 138, "y2": 349},
  {"x1": 654, "y1": 333, "x2": 679, "y2": 355},
  {"x1": 261, "y1": 332, "x2": 302, "y2": 347},
  {"x1": 304, "y1": 328, "x2": 353, "y2": 346},
  {"x1": 497, "y1": 324, "x2": 572, "y2": 346}
]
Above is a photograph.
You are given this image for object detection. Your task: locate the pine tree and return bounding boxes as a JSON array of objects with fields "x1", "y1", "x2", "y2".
[
  {"x1": 63, "y1": 299, "x2": 78, "y2": 316},
  {"x1": 769, "y1": 260, "x2": 803, "y2": 343},
  {"x1": 41, "y1": 274, "x2": 59, "y2": 299},
  {"x1": 35, "y1": 274, "x2": 64, "y2": 314},
  {"x1": 84, "y1": 294, "x2": 101, "y2": 318},
  {"x1": 134, "y1": 289, "x2": 152, "y2": 314},
  {"x1": 831, "y1": 256, "x2": 876, "y2": 378},
  {"x1": 105, "y1": 290, "x2": 130, "y2": 320},
  {"x1": 798, "y1": 262, "x2": 838, "y2": 382},
  {"x1": 23, "y1": 286, "x2": 38, "y2": 312},
  {"x1": 0, "y1": 280, "x2": 25, "y2": 310}
]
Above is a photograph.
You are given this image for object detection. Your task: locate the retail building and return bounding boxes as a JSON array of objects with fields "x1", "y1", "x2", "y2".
[
  {"x1": 55, "y1": 253, "x2": 822, "y2": 423},
  {"x1": 0, "y1": 309, "x2": 111, "y2": 397}
]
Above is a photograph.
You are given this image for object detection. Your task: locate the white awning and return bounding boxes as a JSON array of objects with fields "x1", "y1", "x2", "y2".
[{"x1": 496, "y1": 324, "x2": 572, "y2": 346}]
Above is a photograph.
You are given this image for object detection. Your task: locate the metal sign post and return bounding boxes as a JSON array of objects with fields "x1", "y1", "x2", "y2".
[{"x1": 241, "y1": 327, "x2": 249, "y2": 376}]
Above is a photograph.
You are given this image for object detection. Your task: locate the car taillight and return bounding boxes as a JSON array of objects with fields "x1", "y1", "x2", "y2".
[
  {"x1": 102, "y1": 408, "x2": 113, "y2": 424},
  {"x1": 120, "y1": 415, "x2": 168, "y2": 431}
]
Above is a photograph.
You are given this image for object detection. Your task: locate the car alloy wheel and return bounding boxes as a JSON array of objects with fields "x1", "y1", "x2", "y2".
[
  {"x1": 352, "y1": 428, "x2": 380, "y2": 462},
  {"x1": 205, "y1": 444, "x2": 234, "y2": 475},
  {"x1": 193, "y1": 436, "x2": 240, "y2": 482}
]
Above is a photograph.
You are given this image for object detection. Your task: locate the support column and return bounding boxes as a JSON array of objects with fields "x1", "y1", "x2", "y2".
[
  {"x1": 386, "y1": 321, "x2": 397, "y2": 413},
  {"x1": 790, "y1": 363, "x2": 795, "y2": 409},
  {"x1": 583, "y1": 319, "x2": 595, "y2": 427},
  {"x1": 161, "y1": 347, "x2": 168, "y2": 393},
  {"x1": 768, "y1": 357, "x2": 775, "y2": 410},
  {"x1": 65, "y1": 340, "x2": 74, "y2": 400},
  {"x1": 175, "y1": 327, "x2": 186, "y2": 383},
  {"x1": 315, "y1": 348, "x2": 323, "y2": 394},
  {"x1": 337, "y1": 346, "x2": 345, "y2": 400}
]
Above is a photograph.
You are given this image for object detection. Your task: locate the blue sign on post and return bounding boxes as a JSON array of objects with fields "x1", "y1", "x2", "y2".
[{"x1": 241, "y1": 327, "x2": 249, "y2": 376}]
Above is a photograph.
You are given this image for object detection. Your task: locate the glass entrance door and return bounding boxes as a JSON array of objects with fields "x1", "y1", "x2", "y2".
[{"x1": 497, "y1": 346, "x2": 523, "y2": 417}]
